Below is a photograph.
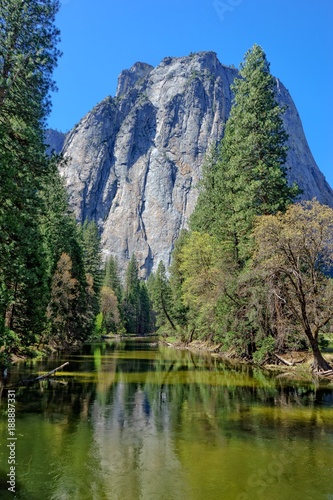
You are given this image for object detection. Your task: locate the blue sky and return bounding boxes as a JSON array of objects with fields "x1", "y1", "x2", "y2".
[{"x1": 49, "y1": 0, "x2": 333, "y2": 187}]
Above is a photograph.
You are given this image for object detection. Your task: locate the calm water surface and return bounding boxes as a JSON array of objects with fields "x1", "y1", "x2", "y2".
[{"x1": 0, "y1": 339, "x2": 333, "y2": 500}]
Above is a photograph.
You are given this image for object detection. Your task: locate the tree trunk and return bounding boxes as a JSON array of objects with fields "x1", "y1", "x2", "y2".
[
  {"x1": 162, "y1": 299, "x2": 176, "y2": 331},
  {"x1": 307, "y1": 334, "x2": 331, "y2": 372},
  {"x1": 4, "y1": 282, "x2": 18, "y2": 330},
  {"x1": 187, "y1": 328, "x2": 195, "y2": 345},
  {"x1": 5, "y1": 303, "x2": 15, "y2": 330}
]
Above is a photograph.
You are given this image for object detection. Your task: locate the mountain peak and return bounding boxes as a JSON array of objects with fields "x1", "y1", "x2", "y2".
[
  {"x1": 116, "y1": 61, "x2": 154, "y2": 98},
  {"x1": 58, "y1": 52, "x2": 333, "y2": 277}
]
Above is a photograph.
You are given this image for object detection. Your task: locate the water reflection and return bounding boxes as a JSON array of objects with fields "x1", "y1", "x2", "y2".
[{"x1": 0, "y1": 339, "x2": 332, "y2": 499}]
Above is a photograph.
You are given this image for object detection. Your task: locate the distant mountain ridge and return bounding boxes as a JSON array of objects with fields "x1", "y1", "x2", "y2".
[{"x1": 47, "y1": 51, "x2": 333, "y2": 276}]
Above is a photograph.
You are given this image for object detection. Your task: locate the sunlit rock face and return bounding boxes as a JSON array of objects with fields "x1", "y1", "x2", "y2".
[{"x1": 56, "y1": 52, "x2": 333, "y2": 276}]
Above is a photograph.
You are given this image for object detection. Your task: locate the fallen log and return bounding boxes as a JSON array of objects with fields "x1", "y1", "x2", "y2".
[
  {"x1": 33, "y1": 362, "x2": 69, "y2": 382},
  {"x1": 12, "y1": 362, "x2": 70, "y2": 387},
  {"x1": 316, "y1": 369, "x2": 333, "y2": 377},
  {"x1": 273, "y1": 353, "x2": 295, "y2": 366}
]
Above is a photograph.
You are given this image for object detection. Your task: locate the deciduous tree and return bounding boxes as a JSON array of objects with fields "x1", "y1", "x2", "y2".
[
  {"x1": 100, "y1": 286, "x2": 120, "y2": 334},
  {"x1": 253, "y1": 200, "x2": 333, "y2": 371}
]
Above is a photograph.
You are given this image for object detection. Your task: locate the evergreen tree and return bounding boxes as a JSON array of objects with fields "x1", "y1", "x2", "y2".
[
  {"x1": 150, "y1": 261, "x2": 176, "y2": 331},
  {"x1": 81, "y1": 220, "x2": 102, "y2": 290},
  {"x1": 169, "y1": 230, "x2": 190, "y2": 329},
  {"x1": 104, "y1": 256, "x2": 123, "y2": 302},
  {"x1": 191, "y1": 44, "x2": 299, "y2": 266},
  {"x1": 0, "y1": 0, "x2": 60, "y2": 119},
  {"x1": 80, "y1": 219, "x2": 102, "y2": 320},
  {"x1": 39, "y1": 164, "x2": 97, "y2": 339},
  {"x1": 47, "y1": 253, "x2": 84, "y2": 344},
  {"x1": 138, "y1": 282, "x2": 152, "y2": 335},
  {"x1": 123, "y1": 255, "x2": 141, "y2": 334},
  {"x1": 0, "y1": 0, "x2": 60, "y2": 342},
  {"x1": 175, "y1": 45, "x2": 301, "y2": 354},
  {"x1": 39, "y1": 162, "x2": 77, "y2": 280}
]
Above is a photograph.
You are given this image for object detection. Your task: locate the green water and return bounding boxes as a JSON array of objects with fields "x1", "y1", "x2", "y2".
[{"x1": 0, "y1": 339, "x2": 332, "y2": 500}]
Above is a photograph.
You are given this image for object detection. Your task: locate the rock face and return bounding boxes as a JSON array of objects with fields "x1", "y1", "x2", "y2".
[
  {"x1": 44, "y1": 129, "x2": 67, "y2": 155},
  {"x1": 58, "y1": 51, "x2": 333, "y2": 276}
]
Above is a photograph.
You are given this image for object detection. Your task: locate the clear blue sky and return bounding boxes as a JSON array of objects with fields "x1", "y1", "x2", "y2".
[{"x1": 49, "y1": 0, "x2": 333, "y2": 187}]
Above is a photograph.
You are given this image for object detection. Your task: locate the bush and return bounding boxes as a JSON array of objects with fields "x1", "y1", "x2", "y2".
[
  {"x1": 0, "y1": 328, "x2": 21, "y2": 351},
  {"x1": 252, "y1": 337, "x2": 276, "y2": 364}
]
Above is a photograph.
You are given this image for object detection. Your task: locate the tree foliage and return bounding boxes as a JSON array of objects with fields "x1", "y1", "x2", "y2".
[
  {"x1": 123, "y1": 255, "x2": 141, "y2": 334},
  {"x1": 0, "y1": 2, "x2": 98, "y2": 355},
  {"x1": 253, "y1": 200, "x2": 333, "y2": 370},
  {"x1": 120, "y1": 255, "x2": 154, "y2": 335},
  {"x1": 165, "y1": 45, "x2": 330, "y2": 371},
  {"x1": 104, "y1": 256, "x2": 122, "y2": 302},
  {"x1": 0, "y1": 0, "x2": 61, "y2": 345},
  {"x1": 149, "y1": 261, "x2": 175, "y2": 331},
  {"x1": 81, "y1": 220, "x2": 102, "y2": 289},
  {"x1": 100, "y1": 286, "x2": 120, "y2": 334},
  {"x1": 0, "y1": 0, "x2": 61, "y2": 118},
  {"x1": 47, "y1": 253, "x2": 80, "y2": 344}
]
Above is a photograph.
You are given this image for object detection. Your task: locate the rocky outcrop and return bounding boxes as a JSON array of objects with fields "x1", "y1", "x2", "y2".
[
  {"x1": 58, "y1": 51, "x2": 333, "y2": 276},
  {"x1": 116, "y1": 62, "x2": 154, "y2": 98},
  {"x1": 44, "y1": 129, "x2": 67, "y2": 155}
]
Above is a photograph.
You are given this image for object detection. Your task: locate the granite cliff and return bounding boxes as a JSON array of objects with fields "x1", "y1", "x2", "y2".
[
  {"x1": 45, "y1": 128, "x2": 67, "y2": 155},
  {"x1": 54, "y1": 52, "x2": 333, "y2": 276}
]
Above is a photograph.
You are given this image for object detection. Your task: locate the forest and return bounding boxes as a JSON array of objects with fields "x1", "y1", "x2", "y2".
[{"x1": 1, "y1": 0, "x2": 333, "y2": 373}]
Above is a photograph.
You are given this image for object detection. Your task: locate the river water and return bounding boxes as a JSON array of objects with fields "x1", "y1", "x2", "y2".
[{"x1": 0, "y1": 338, "x2": 332, "y2": 499}]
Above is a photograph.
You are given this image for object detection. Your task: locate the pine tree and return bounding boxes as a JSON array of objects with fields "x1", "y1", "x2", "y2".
[
  {"x1": 39, "y1": 162, "x2": 77, "y2": 279},
  {"x1": 100, "y1": 255, "x2": 123, "y2": 332},
  {"x1": 181, "y1": 45, "x2": 301, "y2": 353},
  {"x1": 150, "y1": 261, "x2": 176, "y2": 331},
  {"x1": 123, "y1": 255, "x2": 141, "y2": 334},
  {"x1": 0, "y1": 0, "x2": 60, "y2": 342},
  {"x1": 169, "y1": 230, "x2": 190, "y2": 329},
  {"x1": 104, "y1": 256, "x2": 123, "y2": 302},
  {"x1": 138, "y1": 282, "x2": 152, "y2": 335},
  {"x1": 47, "y1": 253, "x2": 80, "y2": 344},
  {"x1": 81, "y1": 220, "x2": 102, "y2": 290},
  {"x1": 191, "y1": 44, "x2": 299, "y2": 266}
]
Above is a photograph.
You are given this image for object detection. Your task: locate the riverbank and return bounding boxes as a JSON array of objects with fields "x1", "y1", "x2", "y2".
[
  {"x1": 161, "y1": 337, "x2": 333, "y2": 383},
  {"x1": 1, "y1": 338, "x2": 84, "y2": 369}
]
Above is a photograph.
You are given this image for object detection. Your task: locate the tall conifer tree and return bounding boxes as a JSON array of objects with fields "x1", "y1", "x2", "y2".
[
  {"x1": 0, "y1": 0, "x2": 60, "y2": 341},
  {"x1": 104, "y1": 256, "x2": 122, "y2": 302},
  {"x1": 150, "y1": 261, "x2": 176, "y2": 331},
  {"x1": 123, "y1": 255, "x2": 141, "y2": 334},
  {"x1": 191, "y1": 44, "x2": 299, "y2": 266}
]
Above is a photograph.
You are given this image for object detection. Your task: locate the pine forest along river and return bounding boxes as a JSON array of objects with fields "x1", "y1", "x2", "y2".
[{"x1": 0, "y1": 338, "x2": 333, "y2": 500}]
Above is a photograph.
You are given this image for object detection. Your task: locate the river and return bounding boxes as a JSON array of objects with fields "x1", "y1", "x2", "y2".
[{"x1": 0, "y1": 338, "x2": 332, "y2": 499}]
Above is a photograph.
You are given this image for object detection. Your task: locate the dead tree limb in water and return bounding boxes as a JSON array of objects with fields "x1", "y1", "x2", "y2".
[
  {"x1": 9, "y1": 362, "x2": 70, "y2": 387},
  {"x1": 33, "y1": 362, "x2": 69, "y2": 382}
]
